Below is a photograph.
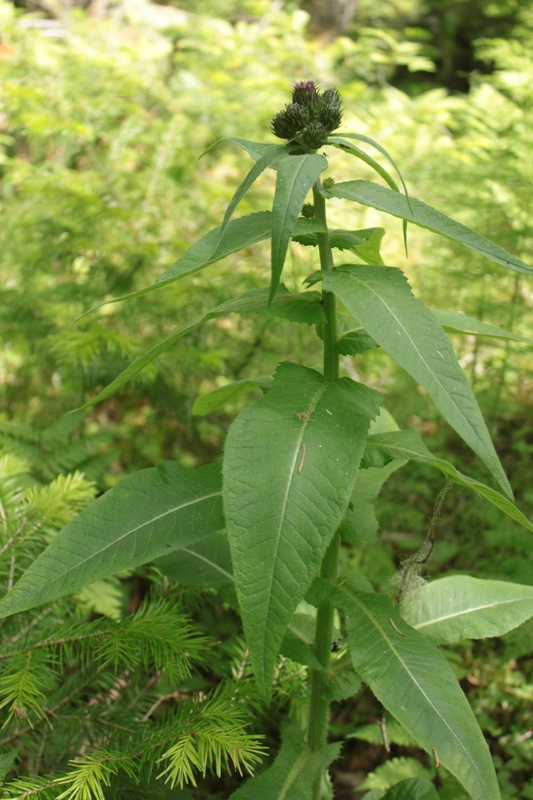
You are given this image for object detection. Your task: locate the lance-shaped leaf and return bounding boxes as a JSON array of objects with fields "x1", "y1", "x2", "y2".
[
  {"x1": 270, "y1": 153, "x2": 327, "y2": 302},
  {"x1": 322, "y1": 266, "x2": 512, "y2": 498},
  {"x1": 229, "y1": 726, "x2": 341, "y2": 800},
  {"x1": 201, "y1": 137, "x2": 287, "y2": 163},
  {"x1": 192, "y1": 376, "x2": 273, "y2": 416},
  {"x1": 328, "y1": 137, "x2": 400, "y2": 193},
  {"x1": 223, "y1": 362, "x2": 382, "y2": 700},
  {"x1": 401, "y1": 575, "x2": 533, "y2": 645},
  {"x1": 323, "y1": 180, "x2": 533, "y2": 275},
  {"x1": 318, "y1": 582, "x2": 500, "y2": 800},
  {"x1": 0, "y1": 463, "x2": 223, "y2": 619},
  {"x1": 211, "y1": 145, "x2": 289, "y2": 258},
  {"x1": 363, "y1": 430, "x2": 533, "y2": 531},
  {"x1": 431, "y1": 309, "x2": 533, "y2": 344},
  {"x1": 76, "y1": 287, "x2": 324, "y2": 410},
  {"x1": 327, "y1": 133, "x2": 410, "y2": 198}
]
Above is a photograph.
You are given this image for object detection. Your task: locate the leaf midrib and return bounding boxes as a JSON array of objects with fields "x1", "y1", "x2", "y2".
[
  {"x1": 32, "y1": 491, "x2": 222, "y2": 587},
  {"x1": 414, "y1": 595, "x2": 533, "y2": 630},
  {"x1": 260, "y1": 381, "x2": 329, "y2": 661},
  {"x1": 336, "y1": 271, "x2": 500, "y2": 482}
]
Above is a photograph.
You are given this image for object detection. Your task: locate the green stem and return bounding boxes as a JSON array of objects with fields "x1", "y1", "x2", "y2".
[{"x1": 307, "y1": 180, "x2": 340, "y2": 795}]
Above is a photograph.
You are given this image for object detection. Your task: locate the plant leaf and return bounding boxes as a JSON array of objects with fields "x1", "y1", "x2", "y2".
[
  {"x1": 401, "y1": 575, "x2": 533, "y2": 645},
  {"x1": 363, "y1": 430, "x2": 533, "y2": 531},
  {"x1": 323, "y1": 180, "x2": 533, "y2": 275},
  {"x1": 212, "y1": 145, "x2": 288, "y2": 258},
  {"x1": 338, "y1": 461, "x2": 405, "y2": 545},
  {"x1": 322, "y1": 266, "x2": 512, "y2": 498},
  {"x1": 321, "y1": 582, "x2": 500, "y2": 800},
  {"x1": 328, "y1": 133, "x2": 410, "y2": 198},
  {"x1": 201, "y1": 138, "x2": 287, "y2": 163},
  {"x1": 76, "y1": 287, "x2": 324, "y2": 410},
  {"x1": 431, "y1": 309, "x2": 533, "y2": 344},
  {"x1": 270, "y1": 154, "x2": 327, "y2": 302},
  {"x1": 293, "y1": 227, "x2": 386, "y2": 265},
  {"x1": 229, "y1": 726, "x2": 341, "y2": 800},
  {"x1": 328, "y1": 137, "x2": 400, "y2": 192},
  {"x1": 0, "y1": 463, "x2": 223, "y2": 619},
  {"x1": 192, "y1": 376, "x2": 273, "y2": 416},
  {"x1": 155, "y1": 532, "x2": 237, "y2": 608},
  {"x1": 223, "y1": 362, "x2": 382, "y2": 700},
  {"x1": 381, "y1": 778, "x2": 440, "y2": 800},
  {"x1": 360, "y1": 760, "x2": 434, "y2": 793}
]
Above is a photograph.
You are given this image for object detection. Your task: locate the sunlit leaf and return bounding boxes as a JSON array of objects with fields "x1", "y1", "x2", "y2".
[
  {"x1": 270, "y1": 153, "x2": 327, "y2": 302},
  {"x1": 76, "y1": 287, "x2": 324, "y2": 410},
  {"x1": 363, "y1": 430, "x2": 533, "y2": 531},
  {"x1": 401, "y1": 575, "x2": 533, "y2": 644},
  {"x1": 324, "y1": 180, "x2": 533, "y2": 274},
  {"x1": 432, "y1": 309, "x2": 533, "y2": 343},
  {"x1": 192, "y1": 376, "x2": 273, "y2": 416},
  {"x1": 323, "y1": 266, "x2": 513, "y2": 498}
]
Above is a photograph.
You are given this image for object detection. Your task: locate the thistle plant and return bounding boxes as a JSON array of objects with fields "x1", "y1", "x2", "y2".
[{"x1": 2, "y1": 81, "x2": 533, "y2": 799}]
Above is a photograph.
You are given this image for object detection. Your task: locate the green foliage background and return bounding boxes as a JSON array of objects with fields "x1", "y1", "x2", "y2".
[{"x1": 1, "y1": 0, "x2": 533, "y2": 797}]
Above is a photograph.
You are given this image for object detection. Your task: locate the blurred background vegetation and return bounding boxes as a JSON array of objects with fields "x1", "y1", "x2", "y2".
[{"x1": 1, "y1": 0, "x2": 533, "y2": 797}]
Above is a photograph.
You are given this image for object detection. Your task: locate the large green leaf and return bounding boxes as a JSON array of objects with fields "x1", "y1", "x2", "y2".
[
  {"x1": 229, "y1": 726, "x2": 341, "y2": 800},
  {"x1": 76, "y1": 287, "x2": 324, "y2": 410},
  {"x1": 363, "y1": 430, "x2": 533, "y2": 531},
  {"x1": 322, "y1": 266, "x2": 512, "y2": 498},
  {"x1": 0, "y1": 463, "x2": 223, "y2": 619},
  {"x1": 431, "y1": 309, "x2": 533, "y2": 344},
  {"x1": 401, "y1": 575, "x2": 533, "y2": 645},
  {"x1": 270, "y1": 153, "x2": 327, "y2": 302},
  {"x1": 315, "y1": 581, "x2": 500, "y2": 800},
  {"x1": 323, "y1": 180, "x2": 533, "y2": 275},
  {"x1": 223, "y1": 362, "x2": 382, "y2": 700}
]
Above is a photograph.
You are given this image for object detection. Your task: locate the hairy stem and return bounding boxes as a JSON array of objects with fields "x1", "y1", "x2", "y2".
[{"x1": 307, "y1": 181, "x2": 340, "y2": 792}]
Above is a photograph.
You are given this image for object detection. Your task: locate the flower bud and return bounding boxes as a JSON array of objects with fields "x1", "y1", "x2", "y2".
[
  {"x1": 291, "y1": 80, "x2": 320, "y2": 109},
  {"x1": 271, "y1": 81, "x2": 343, "y2": 151}
]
